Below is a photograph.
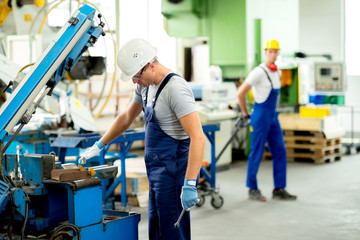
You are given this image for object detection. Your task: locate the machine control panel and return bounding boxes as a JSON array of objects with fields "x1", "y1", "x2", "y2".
[{"x1": 314, "y1": 62, "x2": 344, "y2": 92}]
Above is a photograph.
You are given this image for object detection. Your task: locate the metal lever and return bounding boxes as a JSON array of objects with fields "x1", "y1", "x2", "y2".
[
  {"x1": 174, "y1": 209, "x2": 186, "y2": 228},
  {"x1": 2, "y1": 81, "x2": 13, "y2": 93},
  {"x1": 97, "y1": 14, "x2": 106, "y2": 36}
]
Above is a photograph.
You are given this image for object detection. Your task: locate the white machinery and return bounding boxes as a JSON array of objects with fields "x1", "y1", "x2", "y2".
[
  {"x1": 196, "y1": 82, "x2": 238, "y2": 122},
  {"x1": 0, "y1": 53, "x2": 21, "y2": 88},
  {"x1": 194, "y1": 82, "x2": 238, "y2": 167},
  {"x1": 298, "y1": 60, "x2": 346, "y2": 104},
  {"x1": 314, "y1": 62, "x2": 345, "y2": 92}
]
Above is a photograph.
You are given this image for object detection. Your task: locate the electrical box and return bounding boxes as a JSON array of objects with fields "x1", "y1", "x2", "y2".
[{"x1": 314, "y1": 62, "x2": 345, "y2": 92}]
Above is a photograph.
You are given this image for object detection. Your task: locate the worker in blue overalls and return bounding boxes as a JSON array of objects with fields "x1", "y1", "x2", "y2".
[
  {"x1": 237, "y1": 39, "x2": 297, "y2": 202},
  {"x1": 80, "y1": 38, "x2": 206, "y2": 239}
]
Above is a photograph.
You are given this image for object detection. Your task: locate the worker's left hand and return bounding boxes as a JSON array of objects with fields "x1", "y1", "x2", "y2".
[{"x1": 181, "y1": 179, "x2": 199, "y2": 210}]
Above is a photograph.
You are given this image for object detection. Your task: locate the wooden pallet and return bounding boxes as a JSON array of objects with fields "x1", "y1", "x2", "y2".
[
  {"x1": 286, "y1": 144, "x2": 342, "y2": 156},
  {"x1": 287, "y1": 153, "x2": 342, "y2": 164},
  {"x1": 263, "y1": 131, "x2": 342, "y2": 163},
  {"x1": 284, "y1": 136, "x2": 341, "y2": 147},
  {"x1": 263, "y1": 150, "x2": 342, "y2": 164},
  {"x1": 283, "y1": 130, "x2": 325, "y2": 138}
]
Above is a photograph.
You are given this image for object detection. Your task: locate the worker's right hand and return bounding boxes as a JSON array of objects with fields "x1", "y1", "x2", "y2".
[
  {"x1": 244, "y1": 114, "x2": 251, "y2": 124},
  {"x1": 79, "y1": 140, "x2": 105, "y2": 165},
  {"x1": 180, "y1": 179, "x2": 199, "y2": 211},
  {"x1": 236, "y1": 114, "x2": 250, "y2": 128}
]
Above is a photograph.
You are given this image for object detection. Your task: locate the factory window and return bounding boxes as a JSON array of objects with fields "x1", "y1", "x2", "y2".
[
  {"x1": 47, "y1": 0, "x2": 176, "y2": 73},
  {"x1": 119, "y1": 0, "x2": 177, "y2": 72},
  {"x1": 345, "y1": 0, "x2": 360, "y2": 76}
]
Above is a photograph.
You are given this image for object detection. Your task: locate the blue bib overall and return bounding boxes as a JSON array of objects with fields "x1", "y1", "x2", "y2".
[
  {"x1": 143, "y1": 73, "x2": 191, "y2": 240},
  {"x1": 246, "y1": 67, "x2": 287, "y2": 190}
]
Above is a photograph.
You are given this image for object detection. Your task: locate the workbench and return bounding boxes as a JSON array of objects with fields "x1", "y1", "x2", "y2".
[{"x1": 50, "y1": 124, "x2": 220, "y2": 208}]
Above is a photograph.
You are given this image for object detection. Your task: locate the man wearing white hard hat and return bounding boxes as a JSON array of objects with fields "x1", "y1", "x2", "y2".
[
  {"x1": 237, "y1": 39, "x2": 297, "y2": 202},
  {"x1": 80, "y1": 38, "x2": 205, "y2": 239}
]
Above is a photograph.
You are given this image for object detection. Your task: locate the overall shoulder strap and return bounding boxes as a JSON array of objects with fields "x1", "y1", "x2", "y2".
[
  {"x1": 259, "y1": 66, "x2": 273, "y2": 88},
  {"x1": 143, "y1": 87, "x2": 149, "y2": 106},
  {"x1": 152, "y1": 73, "x2": 179, "y2": 107}
]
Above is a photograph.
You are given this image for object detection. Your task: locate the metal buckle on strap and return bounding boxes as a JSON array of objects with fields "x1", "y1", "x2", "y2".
[{"x1": 152, "y1": 97, "x2": 156, "y2": 102}]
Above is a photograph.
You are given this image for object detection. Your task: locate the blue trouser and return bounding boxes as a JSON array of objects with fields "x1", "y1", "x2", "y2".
[
  {"x1": 143, "y1": 73, "x2": 191, "y2": 240},
  {"x1": 246, "y1": 87, "x2": 287, "y2": 190}
]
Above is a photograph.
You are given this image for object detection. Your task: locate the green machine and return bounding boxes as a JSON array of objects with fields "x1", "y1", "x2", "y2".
[
  {"x1": 162, "y1": 0, "x2": 299, "y2": 105},
  {"x1": 161, "y1": 1, "x2": 299, "y2": 157},
  {"x1": 161, "y1": 0, "x2": 247, "y2": 80}
]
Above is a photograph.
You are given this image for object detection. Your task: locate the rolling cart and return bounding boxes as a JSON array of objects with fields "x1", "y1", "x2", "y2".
[
  {"x1": 341, "y1": 106, "x2": 360, "y2": 155},
  {"x1": 197, "y1": 116, "x2": 249, "y2": 209}
]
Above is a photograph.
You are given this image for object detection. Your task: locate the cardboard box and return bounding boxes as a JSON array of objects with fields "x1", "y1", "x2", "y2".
[
  {"x1": 114, "y1": 172, "x2": 149, "y2": 207},
  {"x1": 115, "y1": 172, "x2": 149, "y2": 195},
  {"x1": 127, "y1": 192, "x2": 149, "y2": 207},
  {"x1": 278, "y1": 113, "x2": 344, "y2": 139}
]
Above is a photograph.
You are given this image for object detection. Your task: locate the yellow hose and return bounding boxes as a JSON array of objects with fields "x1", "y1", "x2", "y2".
[
  {"x1": 18, "y1": 63, "x2": 35, "y2": 74},
  {"x1": 38, "y1": 0, "x2": 66, "y2": 34}
]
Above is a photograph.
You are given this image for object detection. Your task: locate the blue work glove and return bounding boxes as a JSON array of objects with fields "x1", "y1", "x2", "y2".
[
  {"x1": 79, "y1": 140, "x2": 105, "y2": 165},
  {"x1": 181, "y1": 179, "x2": 199, "y2": 211}
]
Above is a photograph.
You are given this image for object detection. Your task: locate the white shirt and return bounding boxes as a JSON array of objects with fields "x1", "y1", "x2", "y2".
[{"x1": 245, "y1": 63, "x2": 282, "y2": 103}]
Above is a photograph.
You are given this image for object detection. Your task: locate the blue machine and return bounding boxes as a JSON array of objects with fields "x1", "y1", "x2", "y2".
[
  {"x1": 49, "y1": 125, "x2": 222, "y2": 210},
  {"x1": 0, "y1": 5, "x2": 140, "y2": 240}
]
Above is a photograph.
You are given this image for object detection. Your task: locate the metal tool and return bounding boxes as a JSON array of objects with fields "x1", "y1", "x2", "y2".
[{"x1": 174, "y1": 209, "x2": 186, "y2": 228}]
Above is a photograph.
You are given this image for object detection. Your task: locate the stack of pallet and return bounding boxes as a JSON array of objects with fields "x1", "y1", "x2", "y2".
[
  {"x1": 263, "y1": 130, "x2": 342, "y2": 164},
  {"x1": 263, "y1": 113, "x2": 344, "y2": 164}
]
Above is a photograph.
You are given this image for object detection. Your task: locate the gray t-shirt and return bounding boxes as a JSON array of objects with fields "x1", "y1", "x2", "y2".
[{"x1": 133, "y1": 72, "x2": 196, "y2": 140}]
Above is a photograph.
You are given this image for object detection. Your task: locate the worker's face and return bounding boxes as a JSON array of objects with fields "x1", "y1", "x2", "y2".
[
  {"x1": 132, "y1": 63, "x2": 154, "y2": 87},
  {"x1": 265, "y1": 49, "x2": 279, "y2": 64}
]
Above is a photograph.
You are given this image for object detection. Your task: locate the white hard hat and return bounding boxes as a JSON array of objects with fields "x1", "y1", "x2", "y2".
[{"x1": 117, "y1": 38, "x2": 157, "y2": 82}]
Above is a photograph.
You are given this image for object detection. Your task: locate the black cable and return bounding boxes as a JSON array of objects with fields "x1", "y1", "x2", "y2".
[
  {"x1": 50, "y1": 223, "x2": 80, "y2": 240},
  {"x1": 5, "y1": 175, "x2": 15, "y2": 188},
  {"x1": 7, "y1": 188, "x2": 15, "y2": 240},
  {"x1": 21, "y1": 192, "x2": 30, "y2": 240}
]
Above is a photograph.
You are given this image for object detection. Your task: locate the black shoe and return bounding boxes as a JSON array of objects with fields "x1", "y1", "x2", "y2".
[
  {"x1": 272, "y1": 189, "x2": 297, "y2": 200},
  {"x1": 249, "y1": 189, "x2": 267, "y2": 202}
]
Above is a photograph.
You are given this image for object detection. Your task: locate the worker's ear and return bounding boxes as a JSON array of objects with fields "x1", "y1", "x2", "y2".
[{"x1": 148, "y1": 62, "x2": 155, "y2": 72}]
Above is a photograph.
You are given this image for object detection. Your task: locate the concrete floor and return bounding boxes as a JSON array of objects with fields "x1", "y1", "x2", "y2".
[{"x1": 133, "y1": 152, "x2": 360, "y2": 240}]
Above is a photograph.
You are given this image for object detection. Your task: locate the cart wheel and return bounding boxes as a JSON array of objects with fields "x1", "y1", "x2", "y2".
[
  {"x1": 196, "y1": 195, "x2": 205, "y2": 207},
  {"x1": 345, "y1": 147, "x2": 351, "y2": 155},
  {"x1": 356, "y1": 146, "x2": 360, "y2": 153},
  {"x1": 211, "y1": 195, "x2": 224, "y2": 209}
]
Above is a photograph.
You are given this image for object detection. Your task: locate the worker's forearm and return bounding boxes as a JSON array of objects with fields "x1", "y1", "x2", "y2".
[
  {"x1": 185, "y1": 134, "x2": 206, "y2": 179},
  {"x1": 238, "y1": 95, "x2": 249, "y2": 117},
  {"x1": 100, "y1": 113, "x2": 132, "y2": 145}
]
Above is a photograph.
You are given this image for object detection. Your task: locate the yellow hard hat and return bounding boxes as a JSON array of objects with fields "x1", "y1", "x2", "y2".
[{"x1": 264, "y1": 39, "x2": 280, "y2": 50}]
